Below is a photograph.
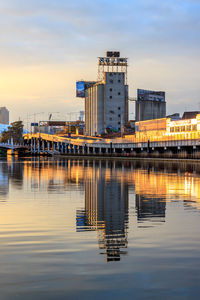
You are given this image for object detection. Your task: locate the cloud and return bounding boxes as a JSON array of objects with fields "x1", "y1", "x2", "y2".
[
  {"x1": 1, "y1": 0, "x2": 200, "y2": 62},
  {"x1": 0, "y1": 0, "x2": 200, "y2": 121}
]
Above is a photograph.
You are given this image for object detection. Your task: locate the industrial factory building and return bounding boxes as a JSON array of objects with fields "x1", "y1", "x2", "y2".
[
  {"x1": 76, "y1": 51, "x2": 128, "y2": 136},
  {"x1": 135, "y1": 89, "x2": 166, "y2": 122},
  {"x1": 76, "y1": 51, "x2": 168, "y2": 136},
  {"x1": 85, "y1": 72, "x2": 128, "y2": 136}
]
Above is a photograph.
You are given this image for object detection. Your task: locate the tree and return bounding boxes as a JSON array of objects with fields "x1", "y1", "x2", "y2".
[
  {"x1": 0, "y1": 121, "x2": 24, "y2": 144},
  {"x1": 0, "y1": 129, "x2": 10, "y2": 143}
]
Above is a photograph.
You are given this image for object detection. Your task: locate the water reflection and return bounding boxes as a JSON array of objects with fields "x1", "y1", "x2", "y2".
[
  {"x1": 1, "y1": 158, "x2": 200, "y2": 298},
  {"x1": 77, "y1": 166, "x2": 129, "y2": 262},
  {"x1": 0, "y1": 163, "x2": 9, "y2": 197},
  {"x1": 0, "y1": 157, "x2": 200, "y2": 261},
  {"x1": 136, "y1": 195, "x2": 166, "y2": 224},
  {"x1": 0, "y1": 158, "x2": 24, "y2": 199}
]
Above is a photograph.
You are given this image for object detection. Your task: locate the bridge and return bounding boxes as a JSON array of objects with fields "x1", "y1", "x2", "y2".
[
  {"x1": 23, "y1": 133, "x2": 200, "y2": 158},
  {"x1": 0, "y1": 142, "x2": 28, "y2": 155}
]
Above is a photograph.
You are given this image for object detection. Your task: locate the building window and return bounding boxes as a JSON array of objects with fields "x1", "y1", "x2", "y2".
[
  {"x1": 118, "y1": 127, "x2": 120, "y2": 131},
  {"x1": 118, "y1": 79, "x2": 121, "y2": 83},
  {"x1": 192, "y1": 125, "x2": 197, "y2": 131},
  {"x1": 175, "y1": 127, "x2": 180, "y2": 132},
  {"x1": 110, "y1": 88, "x2": 112, "y2": 91},
  {"x1": 109, "y1": 73, "x2": 113, "y2": 76},
  {"x1": 118, "y1": 122, "x2": 120, "y2": 125},
  {"x1": 118, "y1": 107, "x2": 121, "y2": 110},
  {"x1": 118, "y1": 92, "x2": 121, "y2": 95},
  {"x1": 109, "y1": 110, "x2": 114, "y2": 114},
  {"x1": 110, "y1": 80, "x2": 113, "y2": 84},
  {"x1": 110, "y1": 117, "x2": 112, "y2": 121},
  {"x1": 110, "y1": 96, "x2": 112, "y2": 99},
  {"x1": 118, "y1": 114, "x2": 121, "y2": 118},
  {"x1": 186, "y1": 125, "x2": 191, "y2": 131},
  {"x1": 181, "y1": 126, "x2": 185, "y2": 131}
]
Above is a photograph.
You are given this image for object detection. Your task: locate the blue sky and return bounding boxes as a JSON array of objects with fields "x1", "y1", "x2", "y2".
[{"x1": 0, "y1": 0, "x2": 200, "y2": 122}]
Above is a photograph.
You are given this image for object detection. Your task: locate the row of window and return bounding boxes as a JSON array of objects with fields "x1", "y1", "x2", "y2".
[
  {"x1": 109, "y1": 89, "x2": 121, "y2": 100},
  {"x1": 109, "y1": 107, "x2": 121, "y2": 112},
  {"x1": 170, "y1": 125, "x2": 197, "y2": 132},
  {"x1": 109, "y1": 88, "x2": 121, "y2": 94},
  {"x1": 109, "y1": 108, "x2": 121, "y2": 114},
  {"x1": 109, "y1": 79, "x2": 121, "y2": 84},
  {"x1": 109, "y1": 114, "x2": 121, "y2": 118},
  {"x1": 109, "y1": 94, "x2": 121, "y2": 99},
  {"x1": 109, "y1": 118, "x2": 121, "y2": 125},
  {"x1": 109, "y1": 73, "x2": 122, "y2": 76}
]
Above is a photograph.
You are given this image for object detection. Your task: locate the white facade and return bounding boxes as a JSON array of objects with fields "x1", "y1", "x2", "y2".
[{"x1": 85, "y1": 72, "x2": 128, "y2": 136}]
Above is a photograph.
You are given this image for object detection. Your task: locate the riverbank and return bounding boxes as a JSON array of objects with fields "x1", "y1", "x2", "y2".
[{"x1": 51, "y1": 153, "x2": 200, "y2": 164}]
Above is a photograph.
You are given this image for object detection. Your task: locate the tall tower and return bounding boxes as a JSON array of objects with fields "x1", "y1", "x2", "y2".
[{"x1": 83, "y1": 51, "x2": 128, "y2": 136}]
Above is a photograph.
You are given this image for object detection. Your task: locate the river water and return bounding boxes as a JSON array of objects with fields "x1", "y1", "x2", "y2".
[{"x1": 0, "y1": 157, "x2": 200, "y2": 300}]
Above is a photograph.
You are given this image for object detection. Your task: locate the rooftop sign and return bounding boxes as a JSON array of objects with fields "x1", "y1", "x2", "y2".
[
  {"x1": 137, "y1": 89, "x2": 165, "y2": 102},
  {"x1": 76, "y1": 81, "x2": 97, "y2": 98},
  {"x1": 76, "y1": 81, "x2": 85, "y2": 98},
  {"x1": 106, "y1": 51, "x2": 120, "y2": 57},
  {"x1": 98, "y1": 57, "x2": 128, "y2": 66}
]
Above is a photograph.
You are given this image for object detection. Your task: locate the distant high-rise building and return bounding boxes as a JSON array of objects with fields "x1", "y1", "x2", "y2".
[{"x1": 0, "y1": 107, "x2": 9, "y2": 124}]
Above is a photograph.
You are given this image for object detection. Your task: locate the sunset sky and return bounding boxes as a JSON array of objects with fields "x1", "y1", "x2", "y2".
[{"x1": 0, "y1": 0, "x2": 200, "y2": 123}]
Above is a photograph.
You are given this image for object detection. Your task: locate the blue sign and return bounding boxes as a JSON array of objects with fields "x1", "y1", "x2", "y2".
[
  {"x1": 31, "y1": 123, "x2": 38, "y2": 126},
  {"x1": 76, "y1": 81, "x2": 85, "y2": 98}
]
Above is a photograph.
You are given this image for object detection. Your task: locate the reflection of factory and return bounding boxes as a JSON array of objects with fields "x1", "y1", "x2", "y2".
[
  {"x1": 136, "y1": 195, "x2": 166, "y2": 223},
  {"x1": 77, "y1": 167, "x2": 129, "y2": 262}
]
